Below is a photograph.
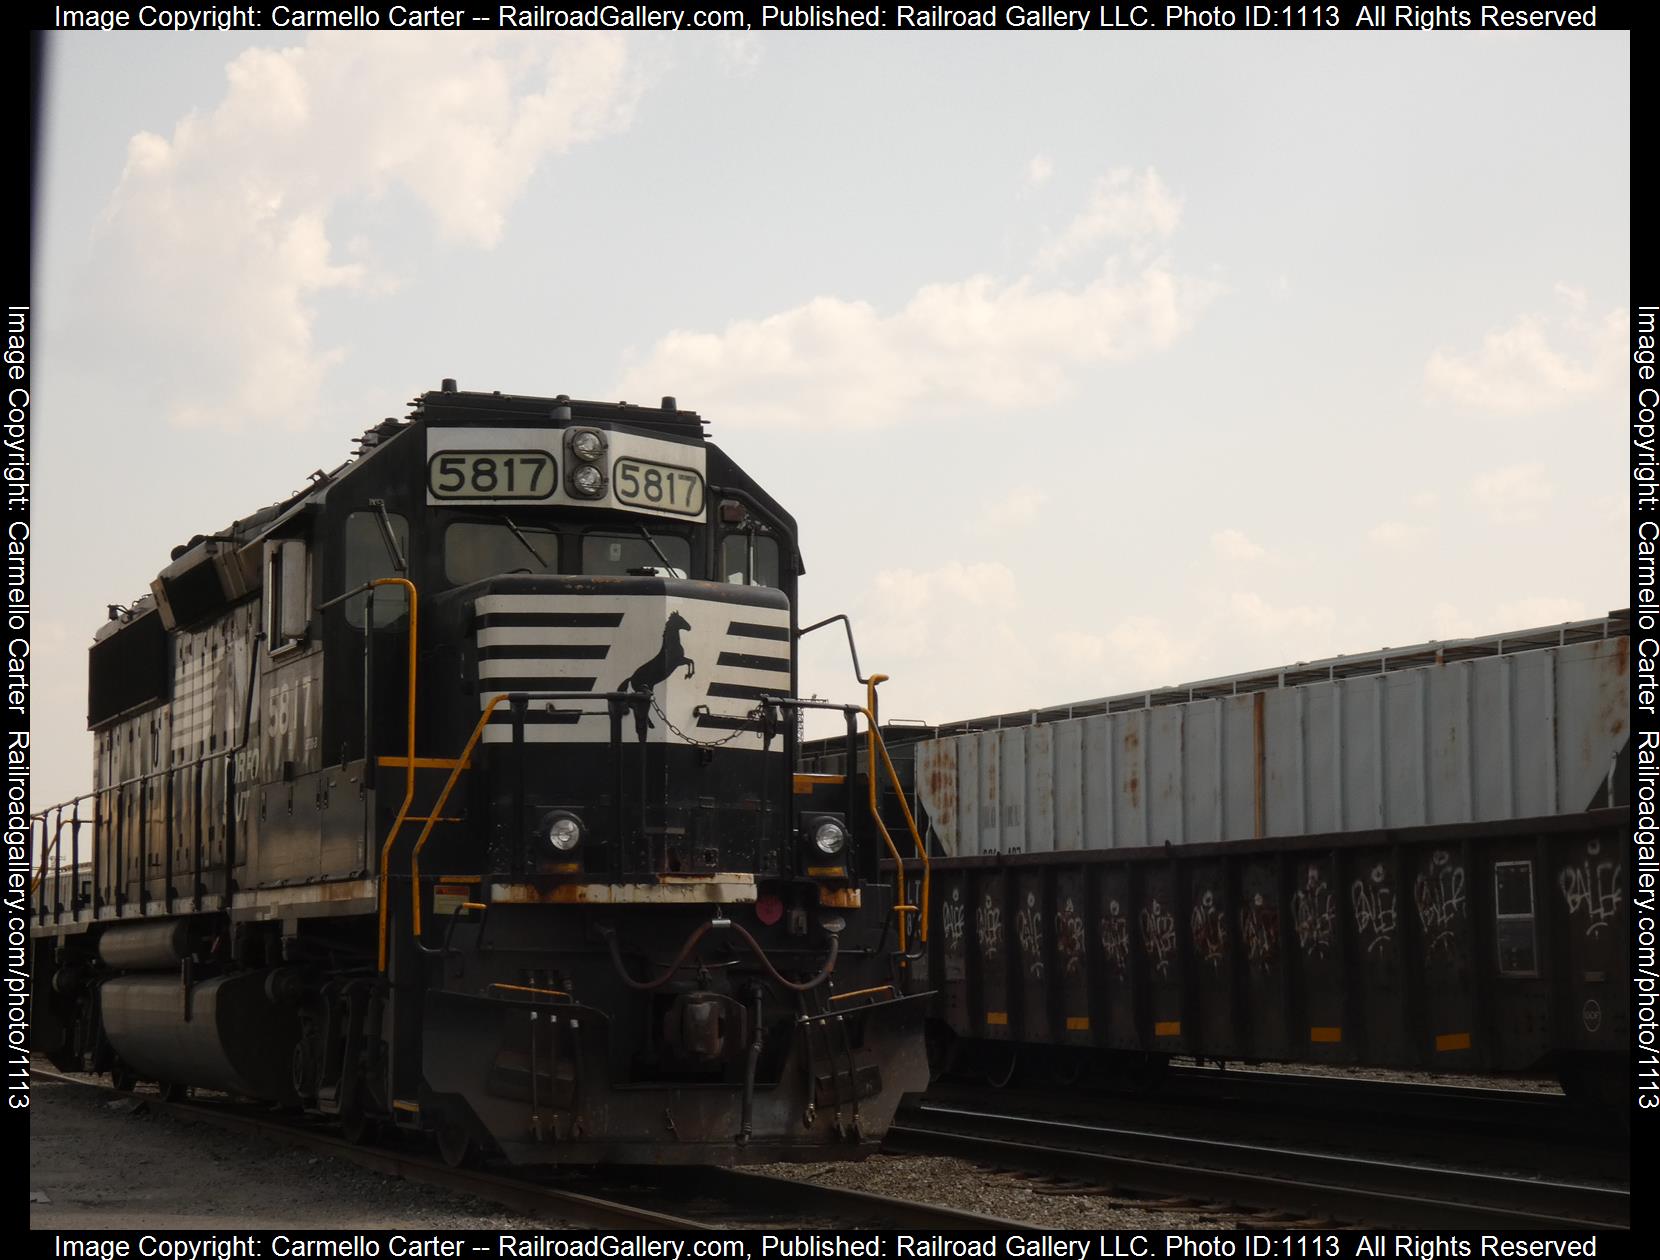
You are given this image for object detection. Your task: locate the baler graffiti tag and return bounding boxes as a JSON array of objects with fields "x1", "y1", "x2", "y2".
[
  {"x1": 1351, "y1": 864, "x2": 1398, "y2": 955},
  {"x1": 1413, "y1": 850, "x2": 1466, "y2": 959}
]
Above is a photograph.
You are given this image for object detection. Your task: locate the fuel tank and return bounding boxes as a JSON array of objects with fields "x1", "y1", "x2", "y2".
[{"x1": 99, "y1": 972, "x2": 300, "y2": 1102}]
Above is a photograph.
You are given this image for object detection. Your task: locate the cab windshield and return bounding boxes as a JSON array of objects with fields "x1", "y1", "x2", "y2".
[
  {"x1": 583, "y1": 531, "x2": 689, "y2": 578},
  {"x1": 445, "y1": 519, "x2": 558, "y2": 585}
]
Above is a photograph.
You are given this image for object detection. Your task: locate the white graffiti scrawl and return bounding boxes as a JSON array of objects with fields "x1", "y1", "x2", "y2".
[
  {"x1": 1100, "y1": 899, "x2": 1131, "y2": 978},
  {"x1": 977, "y1": 892, "x2": 1004, "y2": 959},
  {"x1": 1140, "y1": 898, "x2": 1176, "y2": 976},
  {"x1": 941, "y1": 887, "x2": 966, "y2": 950},
  {"x1": 1189, "y1": 889, "x2": 1227, "y2": 969},
  {"x1": 1055, "y1": 898, "x2": 1085, "y2": 976},
  {"x1": 1413, "y1": 850, "x2": 1466, "y2": 960},
  {"x1": 1559, "y1": 841, "x2": 1623, "y2": 937},
  {"x1": 1351, "y1": 864, "x2": 1398, "y2": 956},
  {"x1": 1016, "y1": 890, "x2": 1045, "y2": 979},
  {"x1": 1292, "y1": 864, "x2": 1335, "y2": 958}
]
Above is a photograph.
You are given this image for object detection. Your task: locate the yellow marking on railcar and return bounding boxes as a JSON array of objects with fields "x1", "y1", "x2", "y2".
[
  {"x1": 985, "y1": 1011, "x2": 1009, "y2": 1026},
  {"x1": 1310, "y1": 1026, "x2": 1343, "y2": 1043},
  {"x1": 1435, "y1": 1032, "x2": 1472, "y2": 1052},
  {"x1": 1065, "y1": 1016, "x2": 1090, "y2": 1032},
  {"x1": 1154, "y1": 1020, "x2": 1182, "y2": 1037}
]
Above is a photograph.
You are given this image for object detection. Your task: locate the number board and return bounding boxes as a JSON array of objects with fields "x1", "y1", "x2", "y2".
[
  {"x1": 613, "y1": 457, "x2": 705, "y2": 517},
  {"x1": 423, "y1": 427, "x2": 708, "y2": 519},
  {"x1": 429, "y1": 450, "x2": 555, "y2": 500}
]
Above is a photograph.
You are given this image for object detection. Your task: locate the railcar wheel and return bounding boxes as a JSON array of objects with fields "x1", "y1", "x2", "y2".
[
  {"x1": 924, "y1": 1022, "x2": 958, "y2": 1084},
  {"x1": 436, "y1": 1116, "x2": 479, "y2": 1169},
  {"x1": 1046, "y1": 1049, "x2": 1086, "y2": 1088},
  {"x1": 984, "y1": 1045, "x2": 1018, "y2": 1089},
  {"x1": 110, "y1": 1065, "x2": 136, "y2": 1093},
  {"x1": 157, "y1": 1080, "x2": 191, "y2": 1103}
]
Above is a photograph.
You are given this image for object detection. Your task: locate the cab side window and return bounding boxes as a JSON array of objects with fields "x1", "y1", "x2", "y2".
[
  {"x1": 343, "y1": 510, "x2": 410, "y2": 629},
  {"x1": 265, "y1": 539, "x2": 310, "y2": 654},
  {"x1": 721, "y1": 532, "x2": 780, "y2": 588}
]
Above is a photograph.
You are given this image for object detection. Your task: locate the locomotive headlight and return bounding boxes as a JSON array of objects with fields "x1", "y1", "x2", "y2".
[
  {"x1": 570, "y1": 430, "x2": 604, "y2": 462},
  {"x1": 542, "y1": 811, "x2": 583, "y2": 852},
  {"x1": 812, "y1": 819, "x2": 847, "y2": 856},
  {"x1": 570, "y1": 463, "x2": 605, "y2": 497}
]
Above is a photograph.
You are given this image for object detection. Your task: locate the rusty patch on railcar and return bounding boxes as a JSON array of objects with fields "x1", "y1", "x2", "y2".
[{"x1": 925, "y1": 760, "x2": 958, "y2": 831}]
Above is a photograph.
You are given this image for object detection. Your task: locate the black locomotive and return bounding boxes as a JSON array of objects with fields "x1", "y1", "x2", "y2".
[{"x1": 30, "y1": 383, "x2": 930, "y2": 1165}]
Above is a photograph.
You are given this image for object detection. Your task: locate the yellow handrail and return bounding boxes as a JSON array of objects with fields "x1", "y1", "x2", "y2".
[
  {"x1": 861, "y1": 674, "x2": 930, "y2": 948},
  {"x1": 408, "y1": 693, "x2": 509, "y2": 938},
  {"x1": 373, "y1": 577, "x2": 419, "y2": 973}
]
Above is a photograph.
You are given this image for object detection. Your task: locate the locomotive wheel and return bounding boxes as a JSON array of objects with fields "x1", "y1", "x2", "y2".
[
  {"x1": 435, "y1": 1116, "x2": 479, "y2": 1170},
  {"x1": 157, "y1": 1080, "x2": 191, "y2": 1103},
  {"x1": 339, "y1": 1106, "x2": 380, "y2": 1146}
]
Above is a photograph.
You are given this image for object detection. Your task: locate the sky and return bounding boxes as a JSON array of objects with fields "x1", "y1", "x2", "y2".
[{"x1": 31, "y1": 28, "x2": 1630, "y2": 808}]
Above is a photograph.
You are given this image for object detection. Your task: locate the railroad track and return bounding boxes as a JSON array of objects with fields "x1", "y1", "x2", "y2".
[
  {"x1": 886, "y1": 1099, "x2": 1630, "y2": 1230},
  {"x1": 927, "y1": 1066, "x2": 1625, "y2": 1182},
  {"x1": 32, "y1": 1067, "x2": 1014, "y2": 1230}
]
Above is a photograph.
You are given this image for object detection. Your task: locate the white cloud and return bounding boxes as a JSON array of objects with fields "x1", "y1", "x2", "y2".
[
  {"x1": 1470, "y1": 463, "x2": 1553, "y2": 523},
  {"x1": 90, "y1": 33, "x2": 642, "y2": 430},
  {"x1": 977, "y1": 485, "x2": 1049, "y2": 534},
  {"x1": 616, "y1": 168, "x2": 1213, "y2": 429},
  {"x1": 1366, "y1": 521, "x2": 1424, "y2": 548},
  {"x1": 1424, "y1": 293, "x2": 1625, "y2": 415},
  {"x1": 1235, "y1": 594, "x2": 1334, "y2": 640},
  {"x1": 1027, "y1": 154, "x2": 1053, "y2": 186},
  {"x1": 1494, "y1": 596, "x2": 1592, "y2": 629},
  {"x1": 713, "y1": 33, "x2": 763, "y2": 73},
  {"x1": 1211, "y1": 528, "x2": 1265, "y2": 562},
  {"x1": 1035, "y1": 167, "x2": 1182, "y2": 268},
  {"x1": 1428, "y1": 602, "x2": 1481, "y2": 641}
]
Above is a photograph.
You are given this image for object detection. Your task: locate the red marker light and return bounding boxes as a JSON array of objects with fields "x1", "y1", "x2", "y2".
[{"x1": 755, "y1": 894, "x2": 784, "y2": 926}]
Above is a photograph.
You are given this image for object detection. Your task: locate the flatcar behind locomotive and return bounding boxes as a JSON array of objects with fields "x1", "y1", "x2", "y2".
[{"x1": 30, "y1": 383, "x2": 931, "y2": 1165}]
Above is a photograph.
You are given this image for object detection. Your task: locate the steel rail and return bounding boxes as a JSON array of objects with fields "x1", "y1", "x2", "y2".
[
  {"x1": 33, "y1": 1068, "x2": 707, "y2": 1230},
  {"x1": 33, "y1": 1068, "x2": 1024, "y2": 1230},
  {"x1": 887, "y1": 1102, "x2": 1630, "y2": 1230}
]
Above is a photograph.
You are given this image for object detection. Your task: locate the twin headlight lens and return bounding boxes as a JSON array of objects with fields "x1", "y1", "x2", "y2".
[
  {"x1": 812, "y1": 819, "x2": 847, "y2": 856},
  {"x1": 543, "y1": 812, "x2": 583, "y2": 853},
  {"x1": 566, "y1": 429, "x2": 608, "y2": 498}
]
